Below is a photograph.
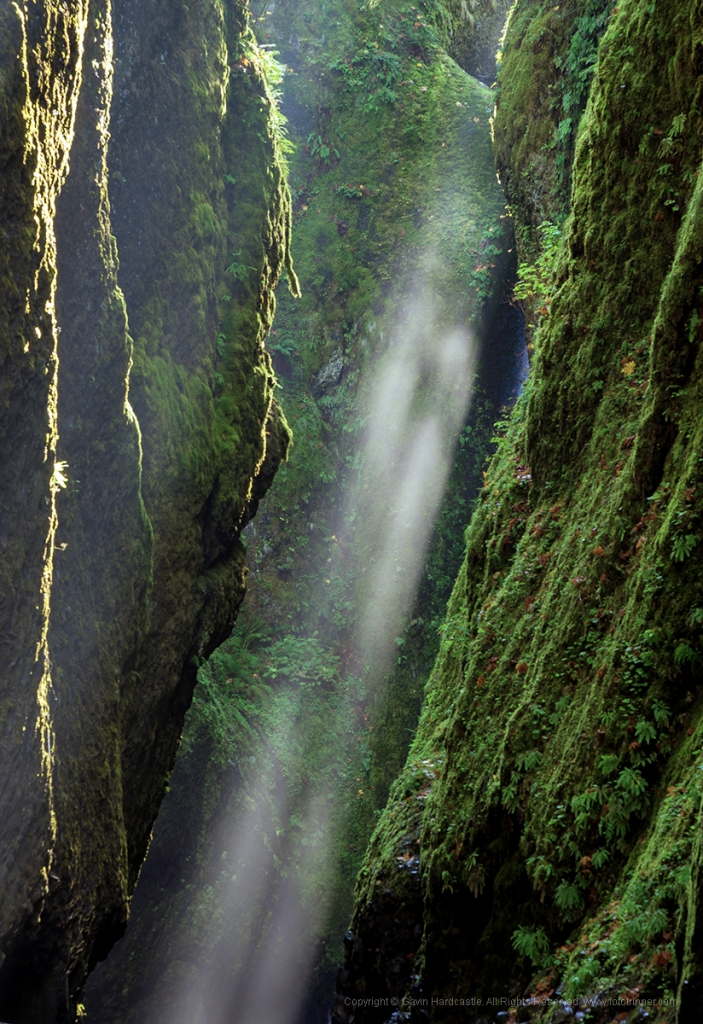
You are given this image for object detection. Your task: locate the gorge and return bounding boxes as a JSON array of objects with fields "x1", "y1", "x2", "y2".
[{"x1": 1, "y1": 1, "x2": 702, "y2": 1023}]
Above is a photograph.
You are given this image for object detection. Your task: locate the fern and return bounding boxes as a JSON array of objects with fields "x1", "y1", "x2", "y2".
[
  {"x1": 672, "y1": 533, "x2": 696, "y2": 561},
  {"x1": 512, "y1": 925, "x2": 552, "y2": 966}
]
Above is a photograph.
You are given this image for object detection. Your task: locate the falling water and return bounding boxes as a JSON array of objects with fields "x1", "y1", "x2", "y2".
[
  {"x1": 85, "y1": 252, "x2": 526, "y2": 1023},
  {"x1": 84, "y1": 21, "x2": 527, "y2": 1024}
]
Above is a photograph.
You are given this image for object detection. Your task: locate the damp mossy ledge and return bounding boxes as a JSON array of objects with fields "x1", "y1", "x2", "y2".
[{"x1": 335, "y1": 0, "x2": 703, "y2": 1020}]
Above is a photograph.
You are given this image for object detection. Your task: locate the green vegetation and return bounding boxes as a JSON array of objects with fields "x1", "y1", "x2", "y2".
[
  {"x1": 513, "y1": 220, "x2": 562, "y2": 344},
  {"x1": 552, "y1": 0, "x2": 616, "y2": 199},
  {"x1": 179, "y1": 615, "x2": 375, "y2": 986},
  {"x1": 340, "y1": 0, "x2": 703, "y2": 1017},
  {"x1": 247, "y1": 0, "x2": 517, "y2": 872},
  {"x1": 493, "y1": 0, "x2": 616, "y2": 258},
  {"x1": 0, "y1": 0, "x2": 303, "y2": 1013},
  {"x1": 332, "y1": 49, "x2": 404, "y2": 112},
  {"x1": 88, "y1": 610, "x2": 377, "y2": 1021}
]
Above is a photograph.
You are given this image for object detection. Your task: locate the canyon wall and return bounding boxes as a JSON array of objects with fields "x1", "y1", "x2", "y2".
[
  {"x1": 337, "y1": 0, "x2": 703, "y2": 1020},
  {"x1": 0, "y1": 1, "x2": 293, "y2": 1019}
]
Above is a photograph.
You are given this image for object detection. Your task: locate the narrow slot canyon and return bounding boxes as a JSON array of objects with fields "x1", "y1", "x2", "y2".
[{"x1": 1, "y1": 2, "x2": 702, "y2": 1024}]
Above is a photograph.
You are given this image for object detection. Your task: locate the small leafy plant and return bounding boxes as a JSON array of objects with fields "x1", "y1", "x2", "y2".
[
  {"x1": 672, "y1": 533, "x2": 696, "y2": 562},
  {"x1": 334, "y1": 182, "x2": 377, "y2": 199},
  {"x1": 306, "y1": 133, "x2": 341, "y2": 166},
  {"x1": 513, "y1": 221, "x2": 562, "y2": 328},
  {"x1": 512, "y1": 925, "x2": 552, "y2": 967},
  {"x1": 268, "y1": 335, "x2": 298, "y2": 359},
  {"x1": 225, "y1": 251, "x2": 255, "y2": 282},
  {"x1": 674, "y1": 642, "x2": 700, "y2": 668},
  {"x1": 332, "y1": 49, "x2": 403, "y2": 113}
]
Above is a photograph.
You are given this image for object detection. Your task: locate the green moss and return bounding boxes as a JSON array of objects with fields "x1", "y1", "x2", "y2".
[
  {"x1": 124, "y1": 4, "x2": 296, "y2": 581},
  {"x1": 442, "y1": 0, "x2": 514, "y2": 78},
  {"x1": 493, "y1": 0, "x2": 616, "y2": 260},
  {"x1": 83, "y1": 615, "x2": 378, "y2": 1021},
  {"x1": 343, "y1": 0, "x2": 703, "y2": 1015},
  {"x1": 0, "y1": 0, "x2": 298, "y2": 1013}
]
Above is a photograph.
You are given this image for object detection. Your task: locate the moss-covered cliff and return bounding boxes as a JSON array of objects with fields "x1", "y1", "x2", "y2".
[
  {"x1": 493, "y1": 0, "x2": 615, "y2": 256},
  {"x1": 335, "y1": 0, "x2": 703, "y2": 1020},
  {"x1": 0, "y1": 1, "x2": 293, "y2": 1019}
]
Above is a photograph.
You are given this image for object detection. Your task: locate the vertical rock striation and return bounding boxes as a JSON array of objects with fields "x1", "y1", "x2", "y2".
[
  {"x1": 83, "y1": 1, "x2": 524, "y2": 1020},
  {"x1": 0, "y1": 0, "x2": 293, "y2": 1019}
]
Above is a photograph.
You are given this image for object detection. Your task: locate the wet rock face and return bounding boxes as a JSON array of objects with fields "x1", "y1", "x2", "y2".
[
  {"x1": 444, "y1": 0, "x2": 514, "y2": 80},
  {"x1": 332, "y1": 835, "x2": 425, "y2": 1024},
  {"x1": 492, "y1": 0, "x2": 616, "y2": 257},
  {"x1": 0, "y1": 0, "x2": 290, "y2": 1019},
  {"x1": 335, "y1": 0, "x2": 703, "y2": 1019},
  {"x1": 77, "y1": 0, "x2": 519, "y2": 1015}
]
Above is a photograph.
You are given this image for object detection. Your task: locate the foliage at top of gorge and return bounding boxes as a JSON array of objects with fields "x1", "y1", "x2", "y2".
[{"x1": 335, "y1": 0, "x2": 703, "y2": 1020}]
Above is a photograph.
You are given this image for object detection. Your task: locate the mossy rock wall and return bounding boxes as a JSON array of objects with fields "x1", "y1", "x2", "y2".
[
  {"x1": 0, "y1": 1, "x2": 292, "y2": 1019},
  {"x1": 335, "y1": 0, "x2": 703, "y2": 1020},
  {"x1": 442, "y1": 0, "x2": 514, "y2": 79},
  {"x1": 492, "y1": 0, "x2": 615, "y2": 259}
]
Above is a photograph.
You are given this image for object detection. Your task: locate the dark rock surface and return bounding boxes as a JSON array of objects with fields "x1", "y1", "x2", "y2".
[{"x1": 0, "y1": 1, "x2": 292, "y2": 1019}]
